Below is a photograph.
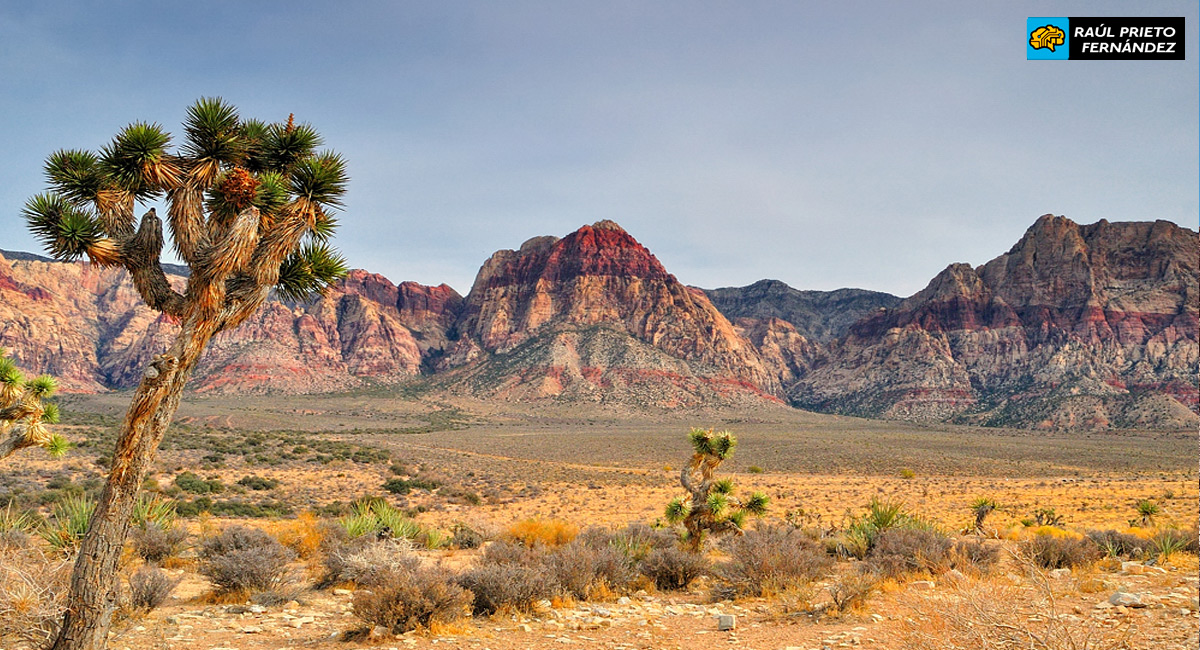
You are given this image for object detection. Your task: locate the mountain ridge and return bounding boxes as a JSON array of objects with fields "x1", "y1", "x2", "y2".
[{"x1": 1, "y1": 214, "x2": 1195, "y2": 429}]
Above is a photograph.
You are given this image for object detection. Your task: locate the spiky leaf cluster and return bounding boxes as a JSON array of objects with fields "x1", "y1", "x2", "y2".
[
  {"x1": 23, "y1": 97, "x2": 349, "y2": 306},
  {"x1": 666, "y1": 428, "x2": 769, "y2": 551},
  {"x1": 0, "y1": 348, "x2": 68, "y2": 460}
]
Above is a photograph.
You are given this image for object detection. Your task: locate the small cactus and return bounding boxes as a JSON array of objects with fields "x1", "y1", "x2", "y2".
[{"x1": 664, "y1": 428, "x2": 768, "y2": 552}]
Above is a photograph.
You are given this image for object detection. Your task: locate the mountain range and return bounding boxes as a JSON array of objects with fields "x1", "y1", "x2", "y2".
[{"x1": 1, "y1": 214, "x2": 1195, "y2": 430}]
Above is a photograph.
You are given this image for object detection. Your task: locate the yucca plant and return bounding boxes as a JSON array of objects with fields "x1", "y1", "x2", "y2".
[
  {"x1": 338, "y1": 499, "x2": 424, "y2": 542},
  {"x1": 970, "y1": 497, "x2": 998, "y2": 533},
  {"x1": 130, "y1": 493, "x2": 177, "y2": 531},
  {"x1": 1134, "y1": 499, "x2": 1161, "y2": 527},
  {"x1": 664, "y1": 428, "x2": 769, "y2": 552},
  {"x1": 24, "y1": 98, "x2": 349, "y2": 650},
  {"x1": 0, "y1": 349, "x2": 69, "y2": 461},
  {"x1": 40, "y1": 494, "x2": 97, "y2": 552}
]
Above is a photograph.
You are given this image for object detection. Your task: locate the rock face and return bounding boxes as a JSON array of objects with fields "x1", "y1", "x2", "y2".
[
  {"x1": 704, "y1": 280, "x2": 901, "y2": 342},
  {"x1": 0, "y1": 253, "x2": 462, "y2": 394},
  {"x1": 444, "y1": 220, "x2": 782, "y2": 404},
  {"x1": 1, "y1": 214, "x2": 1195, "y2": 428},
  {"x1": 789, "y1": 216, "x2": 1199, "y2": 428}
]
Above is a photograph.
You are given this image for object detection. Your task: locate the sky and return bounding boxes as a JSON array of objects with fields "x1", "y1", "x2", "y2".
[{"x1": 0, "y1": 1, "x2": 1196, "y2": 297}]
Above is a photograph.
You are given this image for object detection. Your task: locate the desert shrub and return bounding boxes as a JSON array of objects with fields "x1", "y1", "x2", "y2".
[
  {"x1": 482, "y1": 539, "x2": 547, "y2": 566},
  {"x1": 198, "y1": 526, "x2": 296, "y2": 594},
  {"x1": 129, "y1": 565, "x2": 177, "y2": 610},
  {"x1": 323, "y1": 536, "x2": 418, "y2": 587},
  {"x1": 834, "y1": 498, "x2": 933, "y2": 559},
  {"x1": 352, "y1": 566, "x2": 471, "y2": 634},
  {"x1": 175, "y1": 471, "x2": 224, "y2": 495},
  {"x1": 457, "y1": 563, "x2": 560, "y2": 614},
  {"x1": 274, "y1": 512, "x2": 330, "y2": 562},
  {"x1": 450, "y1": 522, "x2": 486, "y2": 549},
  {"x1": 1086, "y1": 529, "x2": 1146, "y2": 558},
  {"x1": 952, "y1": 539, "x2": 1001, "y2": 572},
  {"x1": 865, "y1": 527, "x2": 954, "y2": 580},
  {"x1": 607, "y1": 523, "x2": 676, "y2": 562},
  {"x1": 826, "y1": 571, "x2": 877, "y2": 616},
  {"x1": 131, "y1": 522, "x2": 188, "y2": 564},
  {"x1": 638, "y1": 545, "x2": 709, "y2": 590},
  {"x1": 381, "y1": 477, "x2": 439, "y2": 495},
  {"x1": 545, "y1": 540, "x2": 637, "y2": 600},
  {"x1": 716, "y1": 525, "x2": 833, "y2": 597},
  {"x1": 505, "y1": 518, "x2": 578, "y2": 548},
  {"x1": 1019, "y1": 532, "x2": 1100, "y2": 569},
  {"x1": 0, "y1": 545, "x2": 71, "y2": 648},
  {"x1": 237, "y1": 475, "x2": 280, "y2": 491}
]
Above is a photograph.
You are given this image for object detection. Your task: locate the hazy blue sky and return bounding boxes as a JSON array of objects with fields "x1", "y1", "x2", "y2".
[{"x1": 1, "y1": 1, "x2": 1195, "y2": 297}]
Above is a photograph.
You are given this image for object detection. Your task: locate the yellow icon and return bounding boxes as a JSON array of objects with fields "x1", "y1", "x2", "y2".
[{"x1": 1029, "y1": 25, "x2": 1065, "y2": 52}]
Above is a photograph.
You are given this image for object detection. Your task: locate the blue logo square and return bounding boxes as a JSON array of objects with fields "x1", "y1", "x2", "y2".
[{"x1": 1028, "y1": 17, "x2": 1070, "y2": 59}]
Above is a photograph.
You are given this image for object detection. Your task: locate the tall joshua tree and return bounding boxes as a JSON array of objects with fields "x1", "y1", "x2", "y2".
[
  {"x1": 22, "y1": 98, "x2": 349, "y2": 650},
  {"x1": 665, "y1": 428, "x2": 769, "y2": 551},
  {"x1": 0, "y1": 348, "x2": 69, "y2": 460}
]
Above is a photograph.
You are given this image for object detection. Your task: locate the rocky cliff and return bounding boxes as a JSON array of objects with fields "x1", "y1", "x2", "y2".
[
  {"x1": 0, "y1": 253, "x2": 461, "y2": 394},
  {"x1": 442, "y1": 220, "x2": 782, "y2": 404},
  {"x1": 704, "y1": 280, "x2": 900, "y2": 342},
  {"x1": 789, "y1": 216, "x2": 1199, "y2": 429}
]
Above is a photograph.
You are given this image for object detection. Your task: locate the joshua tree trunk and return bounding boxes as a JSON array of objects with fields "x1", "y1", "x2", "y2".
[
  {"x1": 50, "y1": 317, "x2": 218, "y2": 650},
  {"x1": 25, "y1": 99, "x2": 350, "y2": 650}
]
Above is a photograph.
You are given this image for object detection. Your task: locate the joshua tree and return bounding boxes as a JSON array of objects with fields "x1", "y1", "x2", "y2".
[
  {"x1": 0, "y1": 348, "x2": 68, "y2": 460},
  {"x1": 970, "y1": 497, "x2": 998, "y2": 534},
  {"x1": 665, "y1": 428, "x2": 769, "y2": 551},
  {"x1": 22, "y1": 98, "x2": 348, "y2": 650}
]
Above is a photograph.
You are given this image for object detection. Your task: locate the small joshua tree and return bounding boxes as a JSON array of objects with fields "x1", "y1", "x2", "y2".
[
  {"x1": 1134, "y1": 500, "x2": 1160, "y2": 528},
  {"x1": 970, "y1": 497, "x2": 998, "y2": 534},
  {"x1": 0, "y1": 348, "x2": 68, "y2": 461},
  {"x1": 23, "y1": 98, "x2": 349, "y2": 650},
  {"x1": 665, "y1": 428, "x2": 768, "y2": 552}
]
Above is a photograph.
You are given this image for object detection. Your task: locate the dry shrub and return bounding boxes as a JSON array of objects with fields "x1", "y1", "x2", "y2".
[
  {"x1": 481, "y1": 539, "x2": 547, "y2": 566},
  {"x1": 198, "y1": 525, "x2": 296, "y2": 596},
  {"x1": 1019, "y1": 533, "x2": 1100, "y2": 569},
  {"x1": 638, "y1": 545, "x2": 709, "y2": 590},
  {"x1": 951, "y1": 539, "x2": 1000, "y2": 573},
  {"x1": 895, "y1": 572, "x2": 1131, "y2": 650},
  {"x1": 273, "y1": 512, "x2": 327, "y2": 561},
  {"x1": 129, "y1": 565, "x2": 177, "y2": 610},
  {"x1": 0, "y1": 546, "x2": 71, "y2": 648},
  {"x1": 605, "y1": 523, "x2": 679, "y2": 562},
  {"x1": 716, "y1": 525, "x2": 833, "y2": 597},
  {"x1": 866, "y1": 528, "x2": 953, "y2": 580},
  {"x1": 1086, "y1": 529, "x2": 1146, "y2": 558},
  {"x1": 131, "y1": 522, "x2": 188, "y2": 564},
  {"x1": 504, "y1": 518, "x2": 578, "y2": 548},
  {"x1": 826, "y1": 571, "x2": 877, "y2": 616},
  {"x1": 457, "y1": 562, "x2": 560, "y2": 614},
  {"x1": 323, "y1": 536, "x2": 418, "y2": 587},
  {"x1": 545, "y1": 540, "x2": 637, "y2": 600},
  {"x1": 352, "y1": 566, "x2": 472, "y2": 634}
]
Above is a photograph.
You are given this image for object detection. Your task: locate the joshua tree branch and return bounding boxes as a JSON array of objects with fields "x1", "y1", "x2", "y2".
[{"x1": 119, "y1": 210, "x2": 185, "y2": 317}]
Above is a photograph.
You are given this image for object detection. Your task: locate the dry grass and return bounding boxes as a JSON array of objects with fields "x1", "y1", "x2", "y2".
[
  {"x1": 895, "y1": 567, "x2": 1133, "y2": 650},
  {"x1": 0, "y1": 544, "x2": 71, "y2": 649},
  {"x1": 504, "y1": 518, "x2": 579, "y2": 548}
]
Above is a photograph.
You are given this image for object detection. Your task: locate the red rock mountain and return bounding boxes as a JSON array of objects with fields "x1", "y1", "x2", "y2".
[
  {"x1": 1, "y1": 214, "x2": 1195, "y2": 428},
  {"x1": 0, "y1": 253, "x2": 461, "y2": 394},
  {"x1": 789, "y1": 216, "x2": 1199, "y2": 429},
  {"x1": 441, "y1": 220, "x2": 781, "y2": 405}
]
